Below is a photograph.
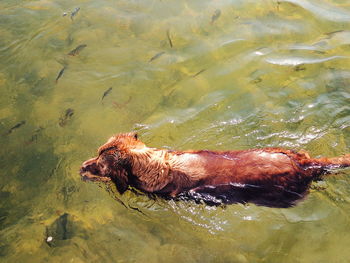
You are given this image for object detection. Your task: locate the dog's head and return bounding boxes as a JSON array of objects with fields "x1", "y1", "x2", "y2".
[{"x1": 80, "y1": 132, "x2": 144, "y2": 193}]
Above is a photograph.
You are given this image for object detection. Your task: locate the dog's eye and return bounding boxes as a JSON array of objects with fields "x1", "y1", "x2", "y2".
[
  {"x1": 100, "y1": 153, "x2": 116, "y2": 164},
  {"x1": 98, "y1": 146, "x2": 117, "y2": 156}
]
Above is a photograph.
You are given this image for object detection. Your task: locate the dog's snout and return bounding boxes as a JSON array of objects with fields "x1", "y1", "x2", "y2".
[
  {"x1": 80, "y1": 157, "x2": 99, "y2": 175},
  {"x1": 80, "y1": 165, "x2": 88, "y2": 173}
]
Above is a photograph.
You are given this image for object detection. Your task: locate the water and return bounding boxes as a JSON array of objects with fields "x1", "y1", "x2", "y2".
[{"x1": 0, "y1": 0, "x2": 350, "y2": 262}]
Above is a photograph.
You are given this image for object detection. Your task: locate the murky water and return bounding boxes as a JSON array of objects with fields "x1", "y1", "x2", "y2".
[{"x1": 1, "y1": 0, "x2": 350, "y2": 262}]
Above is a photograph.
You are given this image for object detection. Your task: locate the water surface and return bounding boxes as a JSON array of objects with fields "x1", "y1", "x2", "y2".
[{"x1": 0, "y1": 0, "x2": 350, "y2": 262}]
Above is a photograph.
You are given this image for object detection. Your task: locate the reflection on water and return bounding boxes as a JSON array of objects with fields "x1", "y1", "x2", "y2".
[{"x1": 0, "y1": 0, "x2": 349, "y2": 262}]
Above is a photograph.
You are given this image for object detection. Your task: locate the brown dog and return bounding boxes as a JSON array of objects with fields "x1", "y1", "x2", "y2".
[{"x1": 80, "y1": 133, "x2": 350, "y2": 207}]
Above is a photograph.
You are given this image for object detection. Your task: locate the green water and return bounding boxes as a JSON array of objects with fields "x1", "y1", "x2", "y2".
[{"x1": 1, "y1": 0, "x2": 350, "y2": 262}]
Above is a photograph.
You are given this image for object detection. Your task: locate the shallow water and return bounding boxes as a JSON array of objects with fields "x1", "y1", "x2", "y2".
[{"x1": 0, "y1": 0, "x2": 350, "y2": 262}]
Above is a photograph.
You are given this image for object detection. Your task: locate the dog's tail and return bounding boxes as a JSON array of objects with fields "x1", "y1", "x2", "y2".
[{"x1": 301, "y1": 154, "x2": 350, "y2": 170}]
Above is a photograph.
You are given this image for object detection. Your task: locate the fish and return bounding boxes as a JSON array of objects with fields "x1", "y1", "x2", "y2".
[
  {"x1": 26, "y1": 126, "x2": 44, "y2": 144},
  {"x1": 192, "y1": 69, "x2": 206, "y2": 77},
  {"x1": 6, "y1": 120, "x2": 25, "y2": 135},
  {"x1": 148, "y1": 52, "x2": 165, "y2": 62},
  {"x1": 59, "y1": 108, "x2": 74, "y2": 127},
  {"x1": 276, "y1": 1, "x2": 281, "y2": 11},
  {"x1": 325, "y1": 30, "x2": 344, "y2": 36},
  {"x1": 56, "y1": 67, "x2": 65, "y2": 83},
  {"x1": 295, "y1": 65, "x2": 306, "y2": 71},
  {"x1": 68, "y1": 44, "x2": 87, "y2": 56},
  {"x1": 252, "y1": 77, "x2": 262, "y2": 84},
  {"x1": 101, "y1": 87, "x2": 113, "y2": 101},
  {"x1": 70, "y1": 7, "x2": 80, "y2": 20},
  {"x1": 211, "y1": 9, "x2": 221, "y2": 24},
  {"x1": 166, "y1": 30, "x2": 173, "y2": 48},
  {"x1": 64, "y1": 108, "x2": 74, "y2": 118}
]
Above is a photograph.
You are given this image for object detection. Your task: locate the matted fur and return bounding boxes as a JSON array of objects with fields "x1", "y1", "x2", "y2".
[{"x1": 80, "y1": 133, "x2": 350, "y2": 207}]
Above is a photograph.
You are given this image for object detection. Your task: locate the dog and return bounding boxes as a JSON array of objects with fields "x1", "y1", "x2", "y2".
[{"x1": 80, "y1": 132, "x2": 350, "y2": 208}]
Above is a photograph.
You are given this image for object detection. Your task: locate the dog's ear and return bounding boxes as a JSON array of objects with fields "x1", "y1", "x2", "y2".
[
  {"x1": 129, "y1": 132, "x2": 137, "y2": 140},
  {"x1": 124, "y1": 132, "x2": 138, "y2": 140},
  {"x1": 113, "y1": 169, "x2": 129, "y2": 194}
]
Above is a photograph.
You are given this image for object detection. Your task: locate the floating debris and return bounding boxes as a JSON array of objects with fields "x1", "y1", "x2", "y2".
[
  {"x1": 45, "y1": 227, "x2": 54, "y2": 247},
  {"x1": 166, "y1": 30, "x2": 173, "y2": 48},
  {"x1": 55, "y1": 67, "x2": 65, "y2": 83},
  {"x1": 101, "y1": 87, "x2": 112, "y2": 101},
  {"x1": 192, "y1": 69, "x2": 206, "y2": 78},
  {"x1": 6, "y1": 120, "x2": 25, "y2": 135},
  {"x1": 68, "y1": 44, "x2": 87, "y2": 56},
  {"x1": 211, "y1": 9, "x2": 221, "y2": 24},
  {"x1": 59, "y1": 108, "x2": 74, "y2": 127},
  {"x1": 70, "y1": 7, "x2": 80, "y2": 20},
  {"x1": 148, "y1": 51, "x2": 165, "y2": 63}
]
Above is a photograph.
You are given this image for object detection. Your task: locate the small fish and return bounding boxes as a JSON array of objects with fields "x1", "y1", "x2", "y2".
[
  {"x1": 276, "y1": 1, "x2": 281, "y2": 11},
  {"x1": 325, "y1": 30, "x2": 344, "y2": 36},
  {"x1": 64, "y1": 108, "x2": 74, "y2": 118},
  {"x1": 102, "y1": 87, "x2": 113, "y2": 101},
  {"x1": 166, "y1": 30, "x2": 173, "y2": 48},
  {"x1": 211, "y1": 9, "x2": 221, "y2": 24},
  {"x1": 56, "y1": 67, "x2": 65, "y2": 83},
  {"x1": 148, "y1": 52, "x2": 165, "y2": 63},
  {"x1": 252, "y1": 77, "x2": 262, "y2": 84},
  {"x1": 26, "y1": 126, "x2": 44, "y2": 144},
  {"x1": 295, "y1": 65, "x2": 306, "y2": 72},
  {"x1": 70, "y1": 7, "x2": 80, "y2": 20},
  {"x1": 68, "y1": 44, "x2": 87, "y2": 56},
  {"x1": 192, "y1": 69, "x2": 206, "y2": 77},
  {"x1": 59, "y1": 108, "x2": 74, "y2": 127},
  {"x1": 6, "y1": 120, "x2": 25, "y2": 135}
]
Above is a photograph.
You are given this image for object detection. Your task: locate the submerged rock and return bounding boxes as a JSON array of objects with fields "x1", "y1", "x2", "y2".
[
  {"x1": 45, "y1": 213, "x2": 73, "y2": 247},
  {"x1": 44, "y1": 212, "x2": 89, "y2": 247}
]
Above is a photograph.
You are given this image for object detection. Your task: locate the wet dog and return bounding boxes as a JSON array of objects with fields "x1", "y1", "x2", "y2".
[{"x1": 80, "y1": 133, "x2": 350, "y2": 208}]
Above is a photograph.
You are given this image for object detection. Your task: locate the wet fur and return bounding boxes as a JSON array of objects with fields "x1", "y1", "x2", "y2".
[{"x1": 80, "y1": 133, "x2": 350, "y2": 208}]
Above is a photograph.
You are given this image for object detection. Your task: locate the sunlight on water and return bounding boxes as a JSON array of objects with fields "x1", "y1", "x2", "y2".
[{"x1": 0, "y1": 0, "x2": 350, "y2": 262}]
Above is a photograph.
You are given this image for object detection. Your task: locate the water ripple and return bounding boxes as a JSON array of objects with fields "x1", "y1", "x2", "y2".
[
  {"x1": 282, "y1": 0, "x2": 350, "y2": 22},
  {"x1": 265, "y1": 55, "x2": 346, "y2": 66}
]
